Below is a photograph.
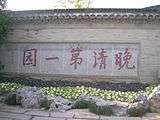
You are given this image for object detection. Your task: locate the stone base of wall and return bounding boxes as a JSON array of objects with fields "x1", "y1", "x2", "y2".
[
  {"x1": 0, "y1": 73, "x2": 150, "y2": 92},
  {"x1": 1, "y1": 72, "x2": 140, "y2": 83}
]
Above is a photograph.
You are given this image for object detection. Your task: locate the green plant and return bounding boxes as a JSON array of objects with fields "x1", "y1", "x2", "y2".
[
  {"x1": 148, "y1": 106, "x2": 160, "y2": 113},
  {"x1": 88, "y1": 103, "x2": 113, "y2": 116},
  {"x1": 127, "y1": 106, "x2": 147, "y2": 117},
  {"x1": 0, "y1": 0, "x2": 7, "y2": 9},
  {"x1": 5, "y1": 93, "x2": 19, "y2": 105},
  {"x1": 0, "y1": 82, "x2": 25, "y2": 93},
  {"x1": 88, "y1": 102, "x2": 97, "y2": 113},
  {"x1": 0, "y1": 11, "x2": 12, "y2": 43},
  {"x1": 97, "y1": 106, "x2": 113, "y2": 116},
  {"x1": 39, "y1": 98, "x2": 51, "y2": 110},
  {"x1": 0, "y1": 82, "x2": 157, "y2": 103},
  {"x1": 72, "y1": 100, "x2": 90, "y2": 109}
]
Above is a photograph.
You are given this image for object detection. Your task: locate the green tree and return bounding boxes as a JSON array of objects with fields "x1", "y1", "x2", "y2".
[
  {"x1": 53, "y1": 0, "x2": 94, "y2": 9},
  {"x1": 0, "y1": 0, "x2": 11, "y2": 43},
  {"x1": 0, "y1": 0, "x2": 6, "y2": 9},
  {"x1": 0, "y1": 11, "x2": 11, "y2": 43},
  {"x1": 69, "y1": 0, "x2": 93, "y2": 8}
]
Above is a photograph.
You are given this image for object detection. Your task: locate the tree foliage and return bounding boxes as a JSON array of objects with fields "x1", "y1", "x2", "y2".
[
  {"x1": 0, "y1": 0, "x2": 11, "y2": 43},
  {"x1": 0, "y1": 11, "x2": 11, "y2": 43},
  {"x1": 53, "y1": 0, "x2": 94, "y2": 9},
  {"x1": 69, "y1": 0, "x2": 93, "y2": 8},
  {"x1": 0, "y1": 0, "x2": 6, "y2": 9}
]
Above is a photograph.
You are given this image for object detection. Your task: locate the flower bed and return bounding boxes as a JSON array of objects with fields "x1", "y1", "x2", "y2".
[
  {"x1": 0, "y1": 82, "x2": 159, "y2": 117},
  {"x1": 0, "y1": 82, "x2": 156, "y2": 102}
]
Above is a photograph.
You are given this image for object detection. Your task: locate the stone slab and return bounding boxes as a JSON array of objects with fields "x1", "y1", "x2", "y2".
[
  {"x1": 67, "y1": 119, "x2": 96, "y2": 120},
  {"x1": 0, "y1": 105, "x2": 27, "y2": 113},
  {"x1": 25, "y1": 109, "x2": 49, "y2": 117},
  {"x1": 0, "y1": 117, "x2": 13, "y2": 120},
  {"x1": 126, "y1": 117, "x2": 142, "y2": 120},
  {"x1": 142, "y1": 113, "x2": 160, "y2": 120},
  {"x1": 73, "y1": 109, "x2": 99, "y2": 119},
  {"x1": 32, "y1": 116, "x2": 66, "y2": 120},
  {"x1": 0, "y1": 111, "x2": 31, "y2": 120},
  {"x1": 50, "y1": 111, "x2": 74, "y2": 118},
  {"x1": 100, "y1": 116, "x2": 142, "y2": 120}
]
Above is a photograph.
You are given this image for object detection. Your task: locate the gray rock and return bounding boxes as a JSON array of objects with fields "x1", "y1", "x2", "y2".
[
  {"x1": 16, "y1": 87, "x2": 38, "y2": 97},
  {"x1": 79, "y1": 94, "x2": 100, "y2": 103},
  {"x1": 16, "y1": 87, "x2": 46, "y2": 109},
  {"x1": 0, "y1": 94, "x2": 7, "y2": 103},
  {"x1": 127, "y1": 101, "x2": 148, "y2": 117},
  {"x1": 49, "y1": 96, "x2": 73, "y2": 112},
  {"x1": 49, "y1": 101, "x2": 58, "y2": 112},
  {"x1": 78, "y1": 94, "x2": 129, "y2": 116},
  {"x1": 7, "y1": 87, "x2": 73, "y2": 111},
  {"x1": 134, "y1": 94, "x2": 147, "y2": 102},
  {"x1": 112, "y1": 101, "x2": 129, "y2": 116},
  {"x1": 148, "y1": 85, "x2": 160, "y2": 112}
]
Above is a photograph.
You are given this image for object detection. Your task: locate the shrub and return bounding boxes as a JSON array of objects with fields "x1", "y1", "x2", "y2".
[
  {"x1": 39, "y1": 98, "x2": 50, "y2": 110},
  {"x1": 88, "y1": 102, "x2": 97, "y2": 113},
  {"x1": 97, "y1": 105, "x2": 113, "y2": 116},
  {"x1": 0, "y1": 11, "x2": 12, "y2": 43},
  {"x1": 5, "y1": 93, "x2": 19, "y2": 105},
  {"x1": 148, "y1": 106, "x2": 160, "y2": 113},
  {"x1": 72, "y1": 100, "x2": 90, "y2": 109},
  {"x1": 127, "y1": 106, "x2": 147, "y2": 117},
  {"x1": 89, "y1": 103, "x2": 113, "y2": 116}
]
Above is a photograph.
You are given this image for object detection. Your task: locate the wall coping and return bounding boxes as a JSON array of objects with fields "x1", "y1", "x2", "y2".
[{"x1": 6, "y1": 6, "x2": 160, "y2": 24}]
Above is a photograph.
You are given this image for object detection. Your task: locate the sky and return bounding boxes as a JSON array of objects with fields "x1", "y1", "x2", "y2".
[{"x1": 7, "y1": 0, "x2": 160, "y2": 11}]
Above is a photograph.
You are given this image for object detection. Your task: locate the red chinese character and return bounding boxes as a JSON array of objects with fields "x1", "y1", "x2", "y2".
[
  {"x1": 70, "y1": 47, "x2": 82, "y2": 69},
  {"x1": 115, "y1": 48, "x2": 135, "y2": 70},
  {"x1": 93, "y1": 49, "x2": 108, "y2": 70},
  {"x1": 45, "y1": 57, "x2": 59, "y2": 61},
  {"x1": 23, "y1": 49, "x2": 37, "y2": 66}
]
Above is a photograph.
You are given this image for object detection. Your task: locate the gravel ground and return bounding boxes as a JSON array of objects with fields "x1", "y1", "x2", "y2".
[{"x1": 0, "y1": 76, "x2": 149, "y2": 92}]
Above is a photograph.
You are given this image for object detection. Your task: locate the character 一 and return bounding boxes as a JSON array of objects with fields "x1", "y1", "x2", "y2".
[{"x1": 23, "y1": 49, "x2": 37, "y2": 66}]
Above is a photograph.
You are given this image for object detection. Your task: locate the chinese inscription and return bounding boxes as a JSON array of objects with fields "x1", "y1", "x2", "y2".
[
  {"x1": 93, "y1": 49, "x2": 108, "y2": 70},
  {"x1": 0, "y1": 43, "x2": 138, "y2": 76},
  {"x1": 115, "y1": 48, "x2": 135, "y2": 70},
  {"x1": 70, "y1": 47, "x2": 83, "y2": 69},
  {"x1": 23, "y1": 49, "x2": 37, "y2": 66},
  {"x1": 45, "y1": 57, "x2": 59, "y2": 61}
]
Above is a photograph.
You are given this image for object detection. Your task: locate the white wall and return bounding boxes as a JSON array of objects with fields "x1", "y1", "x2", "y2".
[{"x1": 4, "y1": 21, "x2": 160, "y2": 83}]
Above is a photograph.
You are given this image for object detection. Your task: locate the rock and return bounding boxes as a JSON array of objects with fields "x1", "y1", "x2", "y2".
[
  {"x1": 4, "y1": 87, "x2": 73, "y2": 111},
  {"x1": 16, "y1": 87, "x2": 38, "y2": 97},
  {"x1": 147, "y1": 85, "x2": 160, "y2": 112},
  {"x1": 79, "y1": 94, "x2": 116, "y2": 106},
  {"x1": 78, "y1": 94, "x2": 129, "y2": 116},
  {"x1": 78, "y1": 94, "x2": 100, "y2": 103},
  {"x1": 49, "y1": 101, "x2": 58, "y2": 111},
  {"x1": 127, "y1": 101, "x2": 148, "y2": 117},
  {"x1": 49, "y1": 96, "x2": 73, "y2": 112},
  {"x1": 134, "y1": 94, "x2": 147, "y2": 102},
  {"x1": 16, "y1": 87, "x2": 46, "y2": 109},
  {"x1": 112, "y1": 101, "x2": 129, "y2": 116},
  {"x1": 0, "y1": 93, "x2": 7, "y2": 103}
]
